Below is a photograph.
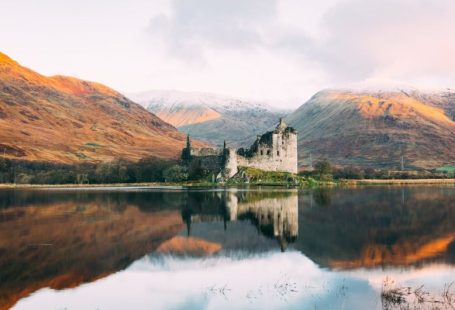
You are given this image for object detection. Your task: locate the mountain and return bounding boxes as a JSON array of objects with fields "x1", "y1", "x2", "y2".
[
  {"x1": 0, "y1": 52, "x2": 196, "y2": 164},
  {"x1": 130, "y1": 90, "x2": 289, "y2": 147},
  {"x1": 287, "y1": 88, "x2": 455, "y2": 169}
]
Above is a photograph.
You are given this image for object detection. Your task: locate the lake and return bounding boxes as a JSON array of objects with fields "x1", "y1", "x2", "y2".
[{"x1": 1, "y1": 186, "x2": 455, "y2": 309}]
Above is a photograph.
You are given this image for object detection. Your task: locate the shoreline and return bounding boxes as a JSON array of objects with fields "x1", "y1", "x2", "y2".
[
  {"x1": 344, "y1": 178, "x2": 455, "y2": 185},
  {"x1": 1, "y1": 178, "x2": 455, "y2": 189}
]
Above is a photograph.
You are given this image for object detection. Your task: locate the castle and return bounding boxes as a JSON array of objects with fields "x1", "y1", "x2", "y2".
[{"x1": 181, "y1": 118, "x2": 298, "y2": 179}]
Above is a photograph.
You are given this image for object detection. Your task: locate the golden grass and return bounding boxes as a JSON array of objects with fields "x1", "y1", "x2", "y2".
[{"x1": 0, "y1": 52, "x2": 207, "y2": 164}]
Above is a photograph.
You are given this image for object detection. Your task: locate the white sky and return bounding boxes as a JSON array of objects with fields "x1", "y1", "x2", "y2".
[{"x1": 1, "y1": 0, "x2": 455, "y2": 108}]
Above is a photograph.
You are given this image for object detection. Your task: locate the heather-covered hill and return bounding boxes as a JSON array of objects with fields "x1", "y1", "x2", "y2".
[
  {"x1": 0, "y1": 52, "x2": 198, "y2": 164},
  {"x1": 287, "y1": 89, "x2": 455, "y2": 169}
]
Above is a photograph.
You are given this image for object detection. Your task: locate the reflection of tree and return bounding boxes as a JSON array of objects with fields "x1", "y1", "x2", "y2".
[{"x1": 312, "y1": 188, "x2": 332, "y2": 207}]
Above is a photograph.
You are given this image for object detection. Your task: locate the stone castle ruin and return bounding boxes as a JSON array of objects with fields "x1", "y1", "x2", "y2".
[{"x1": 181, "y1": 118, "x2": 298, "y2": 179}]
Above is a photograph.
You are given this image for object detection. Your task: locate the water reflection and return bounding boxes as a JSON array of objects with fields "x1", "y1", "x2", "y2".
[
  {"x1": 1, "y1": 186, "x2": 455, "y2": 309},
  {"x1": 181, "y1": 190, "x2": 298, "y2": 252},
  {"x1": 0, "y1": 189, "x2": 298, "y2": 309},
  {"x1": 296, "y1": 186, "x2": 455, "y2": 268}
]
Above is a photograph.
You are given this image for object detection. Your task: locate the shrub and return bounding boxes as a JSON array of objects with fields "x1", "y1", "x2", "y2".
[{"x1": 163, "y1": 165, "x2": 188, "y2": 182}]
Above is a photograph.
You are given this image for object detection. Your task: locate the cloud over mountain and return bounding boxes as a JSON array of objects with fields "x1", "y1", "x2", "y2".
[{"x1": 2, "y1": 0, "x2": 455, "y2": 106}]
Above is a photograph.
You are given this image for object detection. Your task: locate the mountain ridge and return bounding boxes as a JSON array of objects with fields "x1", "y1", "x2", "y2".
[
  {"x1": 287, "y1": 88, "x2": 455, "y2": 169},
  {"x1": 0, "y1": 52, "x2": 200, "y2": 164},
  {"x1": 130, "y1": 90, "x2": 289, "y2": 147}
]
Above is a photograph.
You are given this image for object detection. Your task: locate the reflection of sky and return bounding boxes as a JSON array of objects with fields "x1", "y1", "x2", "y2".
[{"x1": 13, "y1": 251, "x2": 455, "y2": 310}]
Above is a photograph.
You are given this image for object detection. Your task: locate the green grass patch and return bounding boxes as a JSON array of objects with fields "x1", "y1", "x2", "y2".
[
  {"x1": 226, "y1": 166, "x2": 331, "y2": 188},
  {"x1": 436, "y1": 165, "x2": 455, "y2": 173},
  {"x1": 85, "y1": 142, "x2": 103, "y2": 148},
  {"x1": 75, "y1": 152, "x2": 90, "y2": 159}
]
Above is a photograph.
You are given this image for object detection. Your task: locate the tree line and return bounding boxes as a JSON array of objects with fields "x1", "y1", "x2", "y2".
[
  {"x1": 307, "y1": 159, "x2": 455, "y2": 180},
  {"x1": 0, "y1": 157, "x2": 177, "y2": 184},
  {"x1": 0, "y1": 156, "x2": 217, "y2": 184},
  {"x1": 1, "y1": 157, "x2": 453, "y2": 185}
]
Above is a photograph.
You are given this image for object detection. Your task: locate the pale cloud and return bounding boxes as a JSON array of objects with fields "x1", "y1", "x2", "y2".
[
  {"x1": 314, "y1": 0, "x2": 455, "y2": 83},
  {"x1": 144, "y1": 0, "x2": 455, "y2": 106},
  {"x1": 148, "y1": 0, "x2": 277, "y2": 58},
  {"x1": 1, "y1": 0, "x2": 455, "y2": 108}
]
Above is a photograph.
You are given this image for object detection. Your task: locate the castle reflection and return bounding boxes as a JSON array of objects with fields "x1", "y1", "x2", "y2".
[{"x1": 181, "y1": 190, "x2": 298, "y2": 252}]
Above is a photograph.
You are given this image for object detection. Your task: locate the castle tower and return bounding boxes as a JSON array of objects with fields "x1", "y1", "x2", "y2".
[
  {"x1": 233, "y1": 118, "x2": 298, "y2": 174},
  {"x1": 186, "y1": 134, "x2": 191, "y2": 150},
  {"x1": 276, "y1": 117, "x2": 287, "y2": 132},
  {"x1": 181, "y1": 134, "x2": 192, "y2": 161}
]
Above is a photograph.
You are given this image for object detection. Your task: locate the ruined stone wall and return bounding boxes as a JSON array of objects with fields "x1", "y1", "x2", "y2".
[
  {"x1": 237, "y1": 131, "x2": 298, "y2": 174},
  {"x1": 190, "y1": 148, "x2": 222, "y2": 157},
  {"x1": 223, "y1": 148, "x2": 238, "y2": 178},
  {"x1": 182, "y1": 119, "x2": 298, "y2": 177},
  {"x1": 191, "y1": 155, "x2": 224, "y2": 171}
]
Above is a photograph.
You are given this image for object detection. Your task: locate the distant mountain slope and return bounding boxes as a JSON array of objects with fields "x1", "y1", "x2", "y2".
[
  {"x1": 287, "y1": 89, "x2": 455, "y2": 169},
  {"x1": 131, "y1": 90, "x2": 288, "y2": 147},
  {"x1": 0, "y1": 52, "x2": 198, "y2": 164}
]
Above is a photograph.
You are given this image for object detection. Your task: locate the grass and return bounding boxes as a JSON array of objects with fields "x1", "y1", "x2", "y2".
[
  {"x1": 381, "y1": 277, "x2": 455, "y2": 310},
  {"x1": 226, "y1": 166, "x2": 333, "y2": 188},
  {"x1": 75, "y1": 152, "x2": 90, "y2": 159},
  {"x1": 85, "y1": 142, "x2": 103, "y2": 148},
  {"x1": 436, "y1": 165, "x2": 455, "y2": 173},
  {"x1": 352, "y1": 179, "x2": 455, "y2": 185}
]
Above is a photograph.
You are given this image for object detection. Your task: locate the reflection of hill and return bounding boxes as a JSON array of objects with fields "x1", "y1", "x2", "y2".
[
  {"x1": 0, "y1": 191, "x2": 184, "y2": 310},
  {"x1": 157, "y1": 236, "x2": 222, "y2": 256},
  {"x1": 0, "y1": 189, "x2": 299, "y2": 309},
  {"x1": 6, "y1": 186, "x2": 455, "y2": 308},
  {"x1": 181, "y1": 190, "x2": 298, "y2": 251},
  {"x1": 295, "y1": 187, "x2": 455, "y2": 268}
]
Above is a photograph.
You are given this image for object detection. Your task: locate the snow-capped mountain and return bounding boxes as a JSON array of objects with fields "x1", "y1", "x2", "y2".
[{"x1": 130, "y1": 90, "x2": 290, "y2": 147}]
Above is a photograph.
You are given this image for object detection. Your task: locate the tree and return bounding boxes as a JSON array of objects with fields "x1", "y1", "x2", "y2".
[
  {"x1": 163, "y1": 165, "x2": 188, "y2": 182},
  {"x1": 314, "y1": 159, "x2": 332, "y2": 179}
]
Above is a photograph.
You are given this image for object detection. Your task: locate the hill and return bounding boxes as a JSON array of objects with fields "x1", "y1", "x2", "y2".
[
  {"x1": 0, "y1": 52, "x2": 196, "y2": 164},
  {"x1": 130, "y1": 90, "x2": 288, "y2": 147},
  {"x1": 287, "y1": 89, "x2": 455, "y2": 169}
]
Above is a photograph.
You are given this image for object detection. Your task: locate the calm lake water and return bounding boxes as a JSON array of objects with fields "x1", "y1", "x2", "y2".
[{"x1": 1, "y1": 186, "x2": 455, "y2": 309}]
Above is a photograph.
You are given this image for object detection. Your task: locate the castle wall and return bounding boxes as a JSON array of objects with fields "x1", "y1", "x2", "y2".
[
  {"x1": 237, "y1": 131, "x2": 298, "y2": 174},
  {"x1": 181, "y1": 119, "x2": 298, "y2": 177},
  {"x1": 224, "y1": 148, "x2": 238, "y2": 178},
  {"x1": 191, "y1": 155, "x2": 224, "y2": 171},
  {"x1": 187, "y1": 148, "x2": 224, "y2": 171}
]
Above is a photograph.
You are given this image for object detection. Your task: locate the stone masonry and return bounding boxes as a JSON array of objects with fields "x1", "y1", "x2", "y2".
[{"x1": 181, "y1": 118, "x2": 298, "y2": 178}]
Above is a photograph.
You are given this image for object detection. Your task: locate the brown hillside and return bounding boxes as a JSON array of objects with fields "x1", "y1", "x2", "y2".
[
  {"x1": 152, "y1": 104, "x2": 221, "y2": 127},
  {"x1": 287, "y1": 89, "x2": 455, "y2": 169},
  {"x1": 0, "y1": 52, "x2": 200, "y2": 164}
]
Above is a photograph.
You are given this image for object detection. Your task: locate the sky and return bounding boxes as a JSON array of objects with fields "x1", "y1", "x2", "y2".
[{"x1": 1, "y1": 0, "x2": 455, "y2": 108}]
